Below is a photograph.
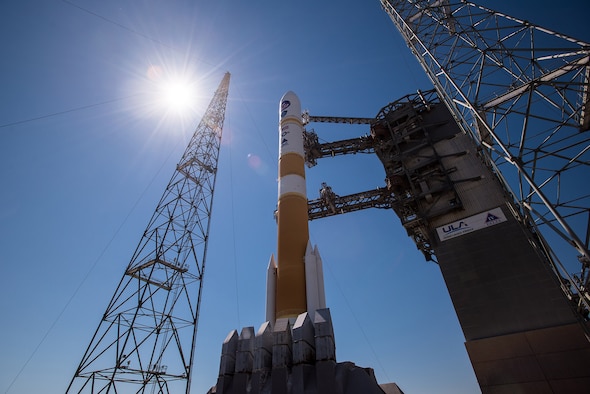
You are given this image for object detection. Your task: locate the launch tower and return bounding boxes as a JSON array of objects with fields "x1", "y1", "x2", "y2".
[
  {"x1": 379, "y1": 0, "x2": 590, "y2": 307},
  {"x1": 378, "y1": 2, "x2": 590, "y2": 391}
]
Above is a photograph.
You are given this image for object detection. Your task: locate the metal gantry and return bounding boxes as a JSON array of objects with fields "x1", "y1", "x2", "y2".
[
  {"x1": 304, "y1": 90, "x2": 468, "y2": 262},
  {"x1": 381, "y1": 0, "x2": 590, "y2": 317},
  {"x1": 66, "y1": 72, "x2": 230, "y2": 394}
]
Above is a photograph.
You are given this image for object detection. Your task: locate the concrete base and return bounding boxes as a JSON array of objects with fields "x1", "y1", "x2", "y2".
[
  {"x1": 434, "y1": 204, "x2": 590, "y2": 392},
  {"x1": 210, "y1": 308, "x2": 402, "y2": 394},
  {"x1": 465, "y1": 322, "x2": 590, "y2": 393}
]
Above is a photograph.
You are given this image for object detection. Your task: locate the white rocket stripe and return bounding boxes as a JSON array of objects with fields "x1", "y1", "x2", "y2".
[{"x1": 279, "y1": 174, "x2": 306, "y2": 197}]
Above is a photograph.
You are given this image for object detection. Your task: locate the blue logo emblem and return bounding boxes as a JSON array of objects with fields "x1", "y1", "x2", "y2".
[
  {"x1": 486, "y1": 213, "x2": 499, "y2": 222},
  {"x1": 485, "y1": 212, "x2": 502, "y2": 226},
  {"x1": 441, "y1": 221, "x2": 470, "y2": 234}
]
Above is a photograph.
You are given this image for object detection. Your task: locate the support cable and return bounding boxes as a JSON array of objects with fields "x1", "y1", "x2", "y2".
[
  {"x1": 4, "y1": 137, "x2": 183, "y2": 393},
  {"x1": 233, "y1": 83, "x2": 277, "y2": 166},
  {"x1": 227, "y1": 106, "x2": 242, "y2": 328},
  {"x1": 308, "y1": 231, "x2": 392, "y2": 384},
  {"x1": 0, "y1": 94, "x2": 141, "y2": 129},
  {"x1": 61, "y1": 0, "x2": 217, "y2": 67}
]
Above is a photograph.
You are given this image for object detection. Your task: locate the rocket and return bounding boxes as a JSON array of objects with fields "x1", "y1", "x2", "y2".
[{"x1": 266, "y1": 91, "x2": 326, "y2": 323}]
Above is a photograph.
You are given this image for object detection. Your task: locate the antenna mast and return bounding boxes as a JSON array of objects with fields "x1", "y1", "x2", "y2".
[{"x1": 67, "y1": 72, "x2": 230, "y2": 394}]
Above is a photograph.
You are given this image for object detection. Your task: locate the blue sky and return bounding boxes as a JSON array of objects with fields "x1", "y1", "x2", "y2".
[{"x1": 0, "y1": 1, "x2": 588, "y2": 393}]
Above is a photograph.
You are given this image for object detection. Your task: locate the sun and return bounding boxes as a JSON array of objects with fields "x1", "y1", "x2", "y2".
[
  {"x1": 160, "y1": 77, "x2": 197, "y2": 114},
  {"x1": 140, "y1": 64, "x2": 205, "y2": 124}
]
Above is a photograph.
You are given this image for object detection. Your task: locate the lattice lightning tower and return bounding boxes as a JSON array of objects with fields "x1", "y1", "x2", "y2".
[
  {"x1": 381, "y1": 0, "x2": 590, "y2": 316},
  {"x1": 66, "y1": 72, "x2": 230, "y2": 394}
]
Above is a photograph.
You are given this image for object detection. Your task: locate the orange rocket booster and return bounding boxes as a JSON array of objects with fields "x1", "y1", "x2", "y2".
[{"x1": 274, "y1": 91, "x2": 310, "y2": 319}]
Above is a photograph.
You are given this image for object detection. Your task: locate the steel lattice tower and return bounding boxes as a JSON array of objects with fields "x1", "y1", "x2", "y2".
[
  {"x1": 66, "y1": 72, "x2": 230, "y2": 394},
  {"x1": 381, "y1": 0, "x2": 590, "y2": 315}
]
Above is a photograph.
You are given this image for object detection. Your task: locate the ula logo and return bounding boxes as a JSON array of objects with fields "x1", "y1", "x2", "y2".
[{"x1": 442, "y1": 221, "x2": 469, "y2": 233}]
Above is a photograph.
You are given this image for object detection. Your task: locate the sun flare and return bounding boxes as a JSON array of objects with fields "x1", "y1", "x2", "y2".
[
  {"x1": 139, "y1": 64, "x2": 206, "y2": 125},
  {"x1": 160, "y1": 78, "x2": 197, "y2": 114}
]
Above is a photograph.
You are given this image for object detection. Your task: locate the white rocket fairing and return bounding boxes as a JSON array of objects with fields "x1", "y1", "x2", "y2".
[
  {"x1": 304, "y1": 241, "x2": 326, "y2": 315},
  {"x1": 265, "y1": 91, "x2": 326, "y2": 323}
]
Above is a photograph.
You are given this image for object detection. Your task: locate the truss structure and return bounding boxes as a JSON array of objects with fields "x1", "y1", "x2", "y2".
[
  {"x1": 308, "y1": 186, "x2": 393, "y2": 220},
  {"x1": 66, "y1": 72, "x2": 230, "y2": 394},
  {"x1": 381, "y1": 0, "x2": 590, "y2": 315}
]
